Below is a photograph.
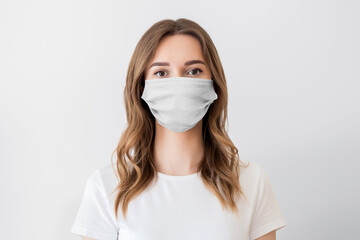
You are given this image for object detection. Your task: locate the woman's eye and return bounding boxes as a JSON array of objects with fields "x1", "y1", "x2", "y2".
[
  {"x1": 154, "y1": 71, "x2": 167, "y2": 77},
  {"x1": 188, "y1": 68, "x2": 203, "y2": 76},
  {"x1": 153, "y1": 68, "x2": 203, "y2": 77}
]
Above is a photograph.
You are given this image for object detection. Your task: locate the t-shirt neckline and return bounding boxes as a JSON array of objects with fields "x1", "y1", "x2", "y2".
[{"x1": 156, "y1": 171, "x2": 200, "y2": 179}]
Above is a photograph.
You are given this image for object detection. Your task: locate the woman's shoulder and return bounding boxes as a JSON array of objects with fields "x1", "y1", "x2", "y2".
[
  {"x1": 239, "y1": 161, "x2": 263, "y2": 180},
  {"x1": 87, "y1": 162, "x2": 120, "y2": 195},
  {"x1": 238, "y1": 161, "x2": 269, "y2": 194}
]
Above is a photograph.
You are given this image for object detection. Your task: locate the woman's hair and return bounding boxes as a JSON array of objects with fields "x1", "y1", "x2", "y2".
[{"x1": 110, "y1": 18, "x2": 249, "y2": 220}]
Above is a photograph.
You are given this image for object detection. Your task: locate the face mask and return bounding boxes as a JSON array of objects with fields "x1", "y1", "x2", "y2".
[{"x1": 141, "y1": 77, "x2": 218, "y2": 133}]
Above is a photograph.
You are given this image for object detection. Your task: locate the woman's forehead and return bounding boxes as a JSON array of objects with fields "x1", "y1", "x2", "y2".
[{"x1": 150, "y1": 35, "x2": 204, "y2": 65}]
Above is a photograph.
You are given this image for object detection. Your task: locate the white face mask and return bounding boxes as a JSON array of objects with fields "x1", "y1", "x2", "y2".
[{"x1": 141, "y1": 77, "x2": 218, "y2": 132}]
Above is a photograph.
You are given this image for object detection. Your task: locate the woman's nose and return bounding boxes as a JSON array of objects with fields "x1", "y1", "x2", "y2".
[{"x1": 171, "y1": 69, "x2": 184, "y2": 77}]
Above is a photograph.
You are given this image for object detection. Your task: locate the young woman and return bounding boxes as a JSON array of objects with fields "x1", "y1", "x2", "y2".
[{"x1": 71, "y1": 18, "x2": 287, "y2": 240}]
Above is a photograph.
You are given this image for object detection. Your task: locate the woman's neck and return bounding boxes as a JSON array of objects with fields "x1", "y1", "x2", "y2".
[{"x1": 153, "y1": 119, "x2": 204, "y2": 176}]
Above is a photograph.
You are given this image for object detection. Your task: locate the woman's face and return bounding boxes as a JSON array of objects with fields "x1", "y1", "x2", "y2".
[{"x1": 144, "y1": 34, "x2": 212, "y2": 80}]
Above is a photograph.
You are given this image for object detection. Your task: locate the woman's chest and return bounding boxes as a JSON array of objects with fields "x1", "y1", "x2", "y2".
[{"x1": 115, "y1": 179, "x2": 252, "y2": 240}]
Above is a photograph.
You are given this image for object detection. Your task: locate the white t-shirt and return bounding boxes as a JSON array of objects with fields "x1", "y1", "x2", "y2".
[{"x1": 70, "y1": 161, "x2": 287, "y2": 240}]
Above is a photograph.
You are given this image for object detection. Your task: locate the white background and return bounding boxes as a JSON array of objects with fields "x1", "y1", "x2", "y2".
[{"x1": 0, "y1": 0, "x2": 359, "y2": 239}]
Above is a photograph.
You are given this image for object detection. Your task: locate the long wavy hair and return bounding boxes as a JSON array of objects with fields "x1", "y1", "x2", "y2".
[{"x1": 109, "y1": 18, "x2": 249, "y2": 221}]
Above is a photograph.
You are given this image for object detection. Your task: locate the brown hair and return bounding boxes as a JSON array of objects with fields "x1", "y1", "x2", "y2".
[{"x1": 110, "y1": 18, "x2": 249, "y2": 220}]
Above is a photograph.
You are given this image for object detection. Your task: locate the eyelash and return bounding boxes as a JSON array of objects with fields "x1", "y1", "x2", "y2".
[{"x1": 153, "y1": 68, "x2": 203, "y2": 77}]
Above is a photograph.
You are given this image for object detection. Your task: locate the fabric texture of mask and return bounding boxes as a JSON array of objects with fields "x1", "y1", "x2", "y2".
[{"x1": 141, "y1": 77, "x2": 218, "y2": 133}]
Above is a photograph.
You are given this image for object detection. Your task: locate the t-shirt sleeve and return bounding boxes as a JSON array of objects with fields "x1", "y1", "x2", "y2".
[
  {"x1": 70, "y1": 170, "x2": 119, "y2": 240},
  {"x1": 249, "y1": 165, "x2": 287, "y2": 240}
]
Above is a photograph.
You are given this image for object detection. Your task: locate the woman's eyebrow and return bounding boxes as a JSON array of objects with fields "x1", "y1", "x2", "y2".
[
  {"x1": 148, "y1": 59, "x2": 206, "y2": 69},
  {"x1": 184, "y1": 60, "x2": 206, "y2": 66}
]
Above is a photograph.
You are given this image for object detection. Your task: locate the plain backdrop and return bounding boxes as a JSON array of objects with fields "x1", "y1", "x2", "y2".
[{"x1": 0, "y1": 0, "x2": 359, "y2": 239}]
